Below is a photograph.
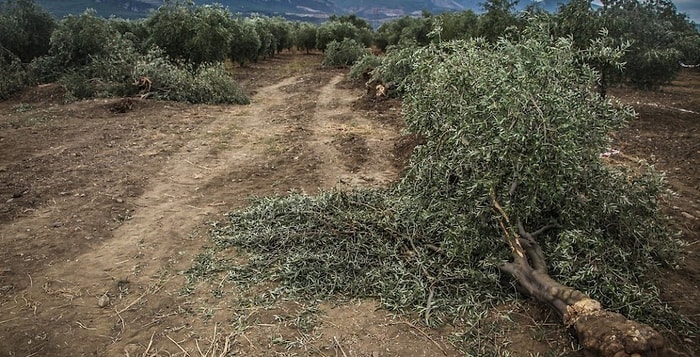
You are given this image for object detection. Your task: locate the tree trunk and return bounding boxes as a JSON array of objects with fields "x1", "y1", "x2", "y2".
[{"x1": 493, "y1": 200, "x2": 665, "y2": 356}]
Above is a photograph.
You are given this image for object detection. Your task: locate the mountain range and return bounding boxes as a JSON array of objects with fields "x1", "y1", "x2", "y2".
[{"x1": 34, "y1": 0, "x2": 568, "y2": 23}]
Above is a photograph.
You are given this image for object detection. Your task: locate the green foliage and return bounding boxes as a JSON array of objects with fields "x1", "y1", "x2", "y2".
[
  {"x1": 329, "y1": 13, "x2": 372, "y2": 31},
  {"x1": 321, "y1": 38, "x2": 368, "y2": 67},
  {"x1": 476, "y1": 0, "x2": 522, "y2": 42},
  {"x1": 0, "y1": 0, "x2": 56, "y2": 63},
  {"x1": 47, "y1": 9, "x2": 114, "y2": 69},
  {"x1": 603, "y1": 0, "x2": 693, "y2": 89},
  {"x1": 145, "y1": 1, "x2": 233, "y2": 67},
  {"x1": 0, "y1": 55, "x2": 29, "y2": 100},
  {"x1": 133, "y1": 48, "x2": 249, "y2": 104},
  {"x1": 348, "y1": 54, "x2": 381, "y2": 81},
  {"x1": 315, "y1": 21, "x2": 361, "y2": 52},
  {"x1": 26, "y1": 9, "x2": 115, "y2": 84},
  {"x1": 554, "y1": 0, "x2": 600, "y2": 50},
  {"x1": 229, "y1": 18, "x2": 261, "y2": 66},
  {"x1": 58, "y1": 70, "x2": 97, "y2": 100},
  {"x1": 329, "y1": 13, "x2": 374, "y2": 46},
  {"x1": 109, "y1": 18, "x2": 150, "y2": 52},
  {"x1": 434, "y1": 10, "x2": 479, "y2": 42},
  {"x1": 369, "y1": 44, "x2": 425, "y2": 96},
  {"x1": 199, "y1": 189, "x2": 505, "y2": 324},
  {"x1": 251, "y1": 16, "x2": 275, "y2": 60},
  {"x1": 56, "y1": 32, "x2": 140, "y2": 100},
  {"x1": 375, "y1": 16, "x2": 432, "y2": 51},
  {"x1": 294, "y1": 23, "x2": 318, "y2": 54},
  {"x1": 397, "y1": 27, "x2": 679, "y2": 325},
  {"x1": 268, "y1": 17, "x2": 293, "y2": 54}
]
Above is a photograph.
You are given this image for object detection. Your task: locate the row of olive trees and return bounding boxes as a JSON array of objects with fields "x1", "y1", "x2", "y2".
[
  {"x1": 373, "y1": 0, "x2": 700, "y2": 91},
  {"x1": 0, "y1": 0, "x2": 375, "y2": 100},
  {"x1": 3, "y1": 0, "x2": 699, "y2": 100}
]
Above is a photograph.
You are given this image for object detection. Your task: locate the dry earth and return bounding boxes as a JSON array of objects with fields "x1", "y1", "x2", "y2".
[{"x1": 0, "y1": 53, "x2": 697, "y2": 356}]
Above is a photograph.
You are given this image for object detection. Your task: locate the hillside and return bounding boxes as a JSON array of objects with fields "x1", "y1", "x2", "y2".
[{"x1": 34, "y1": 0, "x2": 567, "y2": 22}]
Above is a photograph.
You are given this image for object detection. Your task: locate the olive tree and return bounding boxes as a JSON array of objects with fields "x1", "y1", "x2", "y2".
[
  {"x1": 315, "y1": 21, "x2": 361, "y2": 52},
  {"x1": 145, "y1": 1, "x2": 232, "y2": 67},
  {"x1": 294, "y1": 22, "x2": 318, "y2": 54},
  {"x1": 599, "y1": 0, "x2": 699, "y2": 89},
  {"x1": 229, "y1": 18, "x2": 261, "y2": 66},
  {"x1": 251, "y1": 16, "x2": 275, "y2": 60},
  {"x1": 268, "y1": 17, "x2": 293, "y2": 54},
  {"x1": 48, "y1": 10, "x2": 113, "y2": 68},
  {"x1": 476, "y1": 0, "x2": 521, "y2": 42},
  {"x1": 434, "y1": 10, "x2": 479, "y2": 42},
  {"x1": 374, "y1": 16, "x2": 432, "y2": 51}
]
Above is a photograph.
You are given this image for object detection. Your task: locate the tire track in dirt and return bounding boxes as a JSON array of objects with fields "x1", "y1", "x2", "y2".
[
  {"x1": 0, "y1": 67, "x2": 409, "y2": 356},
  {"x1": 306, "y1": 73, "x2": 401, "y2": 188},
  {"x1": 0, "y1": 76, "x2": 309, "y2": 356}
]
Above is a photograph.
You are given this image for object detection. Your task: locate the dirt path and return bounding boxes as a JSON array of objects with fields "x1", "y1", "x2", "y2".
[{"x1": 0, "y1": 54, "x2": 447, "y2": 356}]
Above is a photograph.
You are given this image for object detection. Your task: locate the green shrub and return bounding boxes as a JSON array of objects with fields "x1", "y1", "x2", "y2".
[
  {"x1": 322, "y1": 39, "x2": 368, "y2": 67},
  {"x1": 59, "y1": 70, "x2": 97, "y2": 100},
  {"x1": 133, "y1": 48, "x2": 249, "y2": 104},
  {"x1": 0, "y1": 55, "x2": 29, "y2": 100}
]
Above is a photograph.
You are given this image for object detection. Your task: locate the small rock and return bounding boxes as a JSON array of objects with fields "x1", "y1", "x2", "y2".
[
  {"x1": 115, "y1": 198, "x2": 124, "y2": 203},
  {"x1": 681, "y1": 212, "x2": 696, "y2": 220},
  {"x1": 52, "y1": 222, "x2": 63, "y2": 228},
  {"x1": 98, "y1": 294, "x2": 110, "y2": 308}
]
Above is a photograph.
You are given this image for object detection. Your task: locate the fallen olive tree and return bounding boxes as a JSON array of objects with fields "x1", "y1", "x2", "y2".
[
  {"x1": 397, "y1": 26, "x2": 675, "y2": 355},
  {"x1": 194, "y1": 24, "x2": 687, "y2": 356}
]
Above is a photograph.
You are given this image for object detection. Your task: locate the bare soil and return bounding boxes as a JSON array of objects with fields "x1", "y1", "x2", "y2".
[{"x1": 0, "y1": 53, "x2": 697, "y2": 356}]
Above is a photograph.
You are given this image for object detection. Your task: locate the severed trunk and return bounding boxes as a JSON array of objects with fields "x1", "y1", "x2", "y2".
[{"x1": 492, "y1": 199, "x2": 665, "y2": 356}]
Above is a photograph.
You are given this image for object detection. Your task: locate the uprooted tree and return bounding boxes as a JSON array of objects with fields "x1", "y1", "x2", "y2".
[
  {"x1": 398, "y1": 26, "x2": 674, "y2": 355},
  {"x1": 195, "y1": 24, "x2": 686, "y2": 356}
]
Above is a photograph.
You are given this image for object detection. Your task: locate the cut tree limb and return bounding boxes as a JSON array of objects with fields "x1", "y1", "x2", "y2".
[{"x1": 492, "y1": 197, "x2": 665, "y2": 357}]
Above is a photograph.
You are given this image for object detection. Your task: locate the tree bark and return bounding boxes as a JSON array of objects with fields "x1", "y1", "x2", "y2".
[{"x1": 493, "y1": 199, "x2": 665, "y2": 356}]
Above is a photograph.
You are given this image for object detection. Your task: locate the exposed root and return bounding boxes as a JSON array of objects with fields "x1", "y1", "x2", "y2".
[
  {"x1": 573, "y1": 310, "x2": 665, "y2": 357},
  {"x1": 492, "y1": 196, "x2": 666, "y2": 356}
]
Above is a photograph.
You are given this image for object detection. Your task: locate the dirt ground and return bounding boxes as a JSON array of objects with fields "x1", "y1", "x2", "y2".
[{"x1": 0, "y1": 53, "x2": 697, "y2": 356}]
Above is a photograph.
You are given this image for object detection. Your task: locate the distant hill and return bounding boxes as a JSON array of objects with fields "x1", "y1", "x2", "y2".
[
  {"x1": 34, "y1": 0, "x2": 570, "y2": 22},
  {"x1": 35, "y1": 0, "x2": 160, "y2": 19}
]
